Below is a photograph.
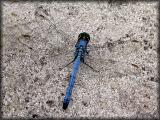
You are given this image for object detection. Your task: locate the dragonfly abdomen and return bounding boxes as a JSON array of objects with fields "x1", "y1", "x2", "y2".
[
  {"x1": 63, "y1": 55, "x2": 81, "y2": 109},
  {"x1": 63, "y1": 32, "x2": 90, "y2": 110}
]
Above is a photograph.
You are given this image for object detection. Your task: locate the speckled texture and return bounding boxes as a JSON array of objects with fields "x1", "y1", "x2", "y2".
[{"x1": 1, "y1": 1, "x2": 159, "y2": 119}]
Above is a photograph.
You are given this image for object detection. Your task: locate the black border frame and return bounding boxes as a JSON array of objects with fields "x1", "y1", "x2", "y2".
[{"x1": 0, "y1": 0, "x2": 159, "y2": 120}]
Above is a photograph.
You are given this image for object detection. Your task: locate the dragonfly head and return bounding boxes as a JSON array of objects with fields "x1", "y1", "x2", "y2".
[{"x1": 78, "y1": 32, "x2": 90, "y2": 43}]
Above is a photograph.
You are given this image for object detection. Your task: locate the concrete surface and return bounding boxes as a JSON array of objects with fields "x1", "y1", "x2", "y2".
[{"x1": 1, "y1": 1, "x2": 159, "y2": 119}]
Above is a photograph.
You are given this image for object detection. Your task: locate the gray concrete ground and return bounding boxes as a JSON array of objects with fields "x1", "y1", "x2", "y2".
[{"x1": 1, "y1": 1, "x2": 159, "y2": 119}]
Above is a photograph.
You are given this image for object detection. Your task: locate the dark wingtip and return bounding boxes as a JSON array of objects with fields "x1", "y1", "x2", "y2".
[{"x1": 63, "y1": 102, "x2": 68, "y2": 110}]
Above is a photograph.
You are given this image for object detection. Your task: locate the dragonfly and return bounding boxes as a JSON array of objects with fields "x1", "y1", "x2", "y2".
[
  {"x1": 55, "y1": 32, "x2": 140, "y2": 110},
  {"x1": 52, "y1": 32, "x2": 141, "y2": 110},
  {"x1": 61, "y1": 32, "x2": 99, "y2": 109},
  {"x1": 34, "y1": 7, "x2": 142, "y2": 110}
]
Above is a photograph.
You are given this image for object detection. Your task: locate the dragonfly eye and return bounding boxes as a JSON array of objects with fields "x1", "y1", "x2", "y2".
[{"x1": 78, "y1": 32, "x2": 90, "y2": 42}]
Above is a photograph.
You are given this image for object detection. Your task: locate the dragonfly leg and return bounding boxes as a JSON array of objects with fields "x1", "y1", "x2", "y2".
[
  {"x1": 86, "y1": 47, "x2": 90, "y2": 55},
  {"x1": 59, "y1": 59, "x2": 75, "y2": 71},
  {"x1": 82, "y1": 61, "x2": 99, "y2": 72}
]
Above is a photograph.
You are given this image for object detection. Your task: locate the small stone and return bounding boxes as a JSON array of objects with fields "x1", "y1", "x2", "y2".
[
  {"x1": 22, "y1": 34, "x2": 30, "y2": 39},
  {"x1": 61, "y1": 93, "x2": 64, "y2": 96},
  {"x1": 142, "y1": 67, "x2": 145, "y2": 71},
  {"x1": 34, "y1": 77, "x2": 39, "y2": 82},
  {"x1": 82, "y1": 101, "x2": 88, "y2": 107},
  {"x1": 46, "y1": 100, "x2": 54, "y2": 107},
  {"x1": 39, "y1": 56, "x2": 47, "y2": 66},
  {"x1": 144, "y1": 46, "x2": 148, "y2": 50},
  {"x1": 150, "y1": 77, "x2": 154, "y2": 81},
  {"x1": 143, "y1": 40, "x2": 148, "y2": 44},
  {"x1": 25, "y1": 97, "x2": 30, "y2": 103},
  {"x1": 142, "y1": 17, "x2": 147, "y2": 21},
  {"x1": 32, "y1": 114, "x2": 38, "y2": 118}
]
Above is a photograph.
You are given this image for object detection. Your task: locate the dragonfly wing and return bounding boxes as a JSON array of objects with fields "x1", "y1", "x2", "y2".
[
  {"x1": 47, "y1": 48, "x2": 75, "y2": 71},
  {"x1": 83, "y1": 44, "x2": 142, "y2": 78},
  {"x1": 34, "y1": 5, "x2": 76, "y2": 63},
  {"x1": 45, "y1": 46, "x2": 75, "y2": 59}
]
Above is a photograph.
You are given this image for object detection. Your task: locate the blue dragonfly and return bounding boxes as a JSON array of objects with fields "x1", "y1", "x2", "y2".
[
  {"x1": 60, "y1": 32, "x2": 99, "y2": 109},
  {"x1": 55, "y1": 32, "x2": 141, "y2": 110},
  {"x1": 34, "y1": 8, "x2": 142, "y2": 110},
  {"x1": 34, "y1": 8, "x2": 102, "y2": 109}
]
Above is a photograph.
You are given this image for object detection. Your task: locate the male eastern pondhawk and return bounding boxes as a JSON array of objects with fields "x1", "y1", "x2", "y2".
[{"x1": 34, "y1": 6, "x2": 142, "y2": 110}]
